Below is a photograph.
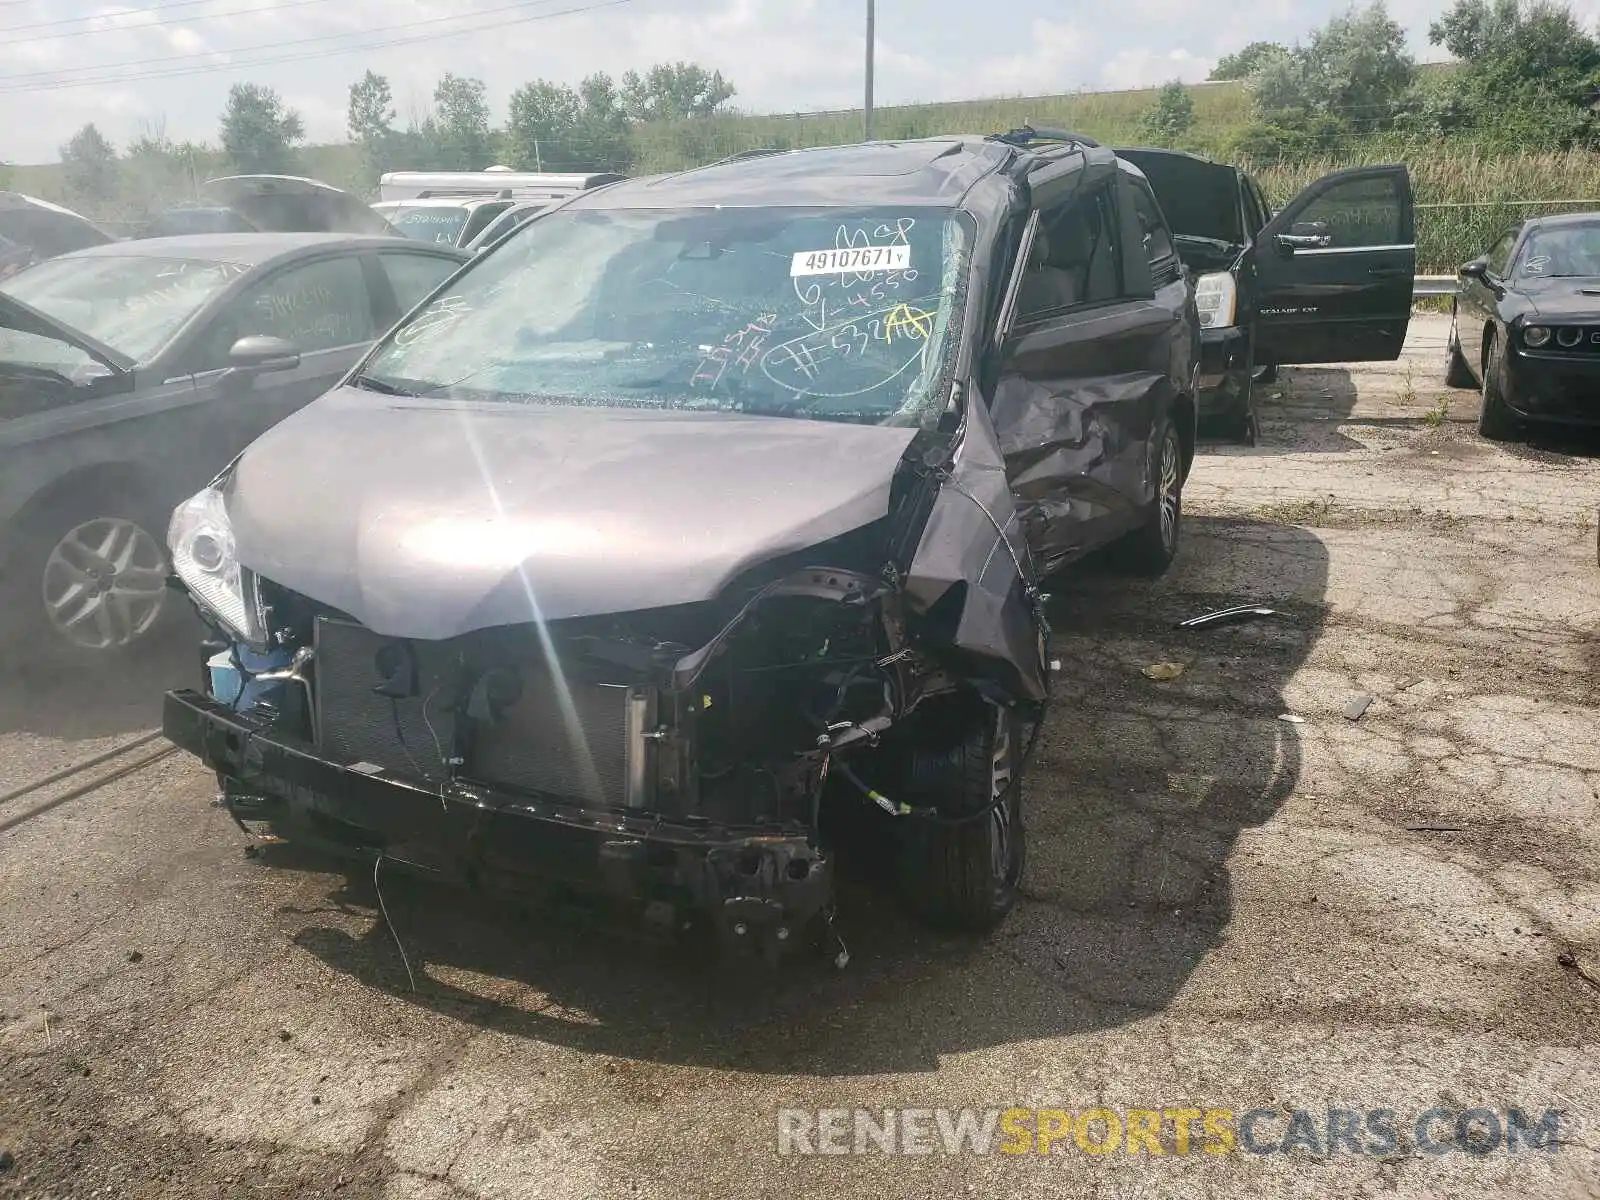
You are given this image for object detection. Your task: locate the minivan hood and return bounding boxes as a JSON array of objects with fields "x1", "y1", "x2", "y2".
[
  {"x1": 201, "y1": 175, "x2": 399, "y2": 236},
  {"x1": 225, "y1": 390, "x2": 921, "y2": 639},
  {"x1": 1115, "y1": 148, "x2": 1244, "y2": 246}
]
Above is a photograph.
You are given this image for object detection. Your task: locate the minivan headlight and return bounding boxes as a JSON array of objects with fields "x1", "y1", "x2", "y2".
[
  {"x1": 168, "y1": 487, "x2": 267, "y2": 648},
  {"x1": 1524, "y1": 325, "x2": 1552, "y2": 348},
  {"x1": 1195, "y1": 272, "x2": 1237, "y2": 329}
]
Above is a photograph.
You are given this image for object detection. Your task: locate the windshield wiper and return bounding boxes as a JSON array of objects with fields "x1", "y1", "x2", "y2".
[{"x1": 349, "y1": 374, "x2": 421, "y2": 397}]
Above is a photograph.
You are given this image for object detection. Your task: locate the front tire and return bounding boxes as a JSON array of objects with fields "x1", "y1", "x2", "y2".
[
  {"x1": 1113, "y1": 416, "x2": 1184, "y2": 575},
  {"x1": 1477, "y1": 332, "x2": 1517, "y2": 442},
  {"x1": 896, "y1": 698, "x2": 1026, "y2": 932}
]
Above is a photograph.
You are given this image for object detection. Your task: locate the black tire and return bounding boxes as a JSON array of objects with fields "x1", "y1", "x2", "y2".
[
  {"x1": 1477, "y1": 332, "x2": 1517, "y2": 442},
  {"x1": 1112, "y1": 416, "x2": 1184, "y2": 575},
  {"x1": 1, "y1": 481, "x2": 177, "y2": 664},
  {"x1": 896, "y1": 699, "x2": 1026, "y2": 932},
  {"x1": 1445, "y1": 308, "x2": 1476, "y2": 389},
  {"x1": 1229, "y1": 342, "x2": 1259, "y2": 445}
]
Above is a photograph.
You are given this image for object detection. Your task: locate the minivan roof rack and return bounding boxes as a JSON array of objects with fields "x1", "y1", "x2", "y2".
[{"x1": 989, "y1": 125, "x2": 1102, "y2": 149}]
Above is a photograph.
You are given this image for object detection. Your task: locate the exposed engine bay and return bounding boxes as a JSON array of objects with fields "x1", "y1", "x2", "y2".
[{"x1": 169, "y1": 470, "x2": 1051, "y2": 965}]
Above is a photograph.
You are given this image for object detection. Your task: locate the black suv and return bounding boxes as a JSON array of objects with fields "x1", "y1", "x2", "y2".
[
  {"x1": 1118, "y1": 148, "x2": 1416, "y2": 443},
  {"x1": 163, "y1": 129, "x2": 1206, "y2": 961}
]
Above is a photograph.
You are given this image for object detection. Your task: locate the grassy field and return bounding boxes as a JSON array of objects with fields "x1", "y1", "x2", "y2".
[{"x1": 7, "y1": 67, "x2": 1597, "y2": 271}]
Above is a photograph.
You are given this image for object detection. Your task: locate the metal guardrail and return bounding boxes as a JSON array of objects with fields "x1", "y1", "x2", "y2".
[{"x1": 1415, "y1": 275, "x2": 1455, "y2": 298}]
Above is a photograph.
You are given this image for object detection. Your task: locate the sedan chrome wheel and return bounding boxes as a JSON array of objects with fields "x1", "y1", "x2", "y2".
[{"x1": 41, "y1": 517, "x2": 169, "y2": 650}]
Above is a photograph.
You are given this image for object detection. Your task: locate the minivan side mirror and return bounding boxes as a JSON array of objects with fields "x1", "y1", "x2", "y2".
[
  {"x1": 1460, "y1": 261, "x2": 1488, "y2": 282},
  {"x1": 227, "y1": 335, "x2": 300, "y2": 376}
]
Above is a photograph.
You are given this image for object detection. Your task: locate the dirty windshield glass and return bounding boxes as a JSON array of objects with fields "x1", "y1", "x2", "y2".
[
  {"x1": 1518, "y1": 223, "x2": 1600, "y2": 277},
  {"x1": 358, "y1": 205, "x2": 973, "y2": 426},
  {"x1": 386, "y1": 206, "x2": 473, "y2": 245},
  {"x1": 0, "y1": 254, "x2": 243, "y2": 362}
]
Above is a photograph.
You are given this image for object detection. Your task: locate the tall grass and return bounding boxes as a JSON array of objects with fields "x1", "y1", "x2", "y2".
[{"x1": 1249, "y1": 148, "x2": 1600, "y2": 271}]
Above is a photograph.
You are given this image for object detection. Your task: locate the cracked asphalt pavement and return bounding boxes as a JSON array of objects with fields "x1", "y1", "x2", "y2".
[{"x1": 2, "y1": 315, "x2": 1598, "y2": 1198}]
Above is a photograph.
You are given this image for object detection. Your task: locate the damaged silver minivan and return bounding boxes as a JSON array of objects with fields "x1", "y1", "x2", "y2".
[{"x1": 162, "y1": 129, "x2": 1203, "y2": 961}]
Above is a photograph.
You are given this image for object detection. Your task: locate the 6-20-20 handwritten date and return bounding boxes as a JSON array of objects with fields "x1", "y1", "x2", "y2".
[{"x1": 790, "y1": 245, "x2": 912, "y2": 277}]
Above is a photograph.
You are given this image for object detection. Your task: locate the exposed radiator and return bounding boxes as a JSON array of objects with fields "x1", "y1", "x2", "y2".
[{"x1": 312, "y1": 617, "x2": 651, "y2": 807}]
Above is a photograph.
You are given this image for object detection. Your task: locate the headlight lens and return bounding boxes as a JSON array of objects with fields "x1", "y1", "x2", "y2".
[
  {"x1": 1524, "y1": 325, "x2": 1552, "y2": 348},
  {"x1": 168, "y1": 487, "x2": 267, "y2": 648},
  {"x1": 1194, "y1": 272, "x2": 1237, "y2": 330}
]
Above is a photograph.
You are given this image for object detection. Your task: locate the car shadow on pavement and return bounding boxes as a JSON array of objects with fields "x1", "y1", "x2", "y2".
[
  {"x1": 0, "y1": 615, "x2": 203, "y2": 741},
  {"x1": 285, "y1": 515, "x2": 1330, "y2": 1076}
]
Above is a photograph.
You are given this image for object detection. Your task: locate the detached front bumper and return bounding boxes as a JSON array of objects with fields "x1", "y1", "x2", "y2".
[
  {"x1": 1505, "y1": 349, "x2": 1600, "y2": 426},
  {"x1": 163, "y1": 689, "x2": 833, "y2": 952},
  {"x1": 1198, "y1": 325, "x2": 1250, "y2": 419}
]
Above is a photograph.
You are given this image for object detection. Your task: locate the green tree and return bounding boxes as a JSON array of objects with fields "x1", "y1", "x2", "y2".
[
  {"x1": 1419, "y1": 0, "x2": 1600, "y2": 146},
  {"x1": 60, "y1": 123, "x2": 119, "y2": 204},
  {"x1": 505, "y1": 80, "x2": 582, "y2": 170},
  {"x1": 428, "y1": 73, "x2": 493, "y2": 170},
  {"x1": 1240, "y1": 3, "x2": 1414, "y2": 156},
  {"x1": 505, "y1": 73, "x2": 633, "y2": 171},
  {"x1": 619, "y1": 62, "x2": 735, "y2": 121},
  {"x1": 347, "y1": 69, "x2": 397, "y2": 183},
  {"x1": 1137, "y1": 80, "x2": 1197, "y2": 144},
  {"x1": 219, "y1": 83, "x2": 305, "y2": 174},
  {"x1": 1210, "y1": 41, "x2": 1287, "y2": 81}
]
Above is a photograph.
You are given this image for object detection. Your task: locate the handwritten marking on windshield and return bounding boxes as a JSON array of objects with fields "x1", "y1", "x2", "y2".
[
  {"x1": 883, "y1": 304, "x2": 933, "y2": 342},
  {"x1": 690, "y1": 312, "x2": 777, "y2": 388}
]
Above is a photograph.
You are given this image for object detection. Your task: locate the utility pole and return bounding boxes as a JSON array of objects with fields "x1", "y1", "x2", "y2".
[{"x1": 864, "y1": 0, "x2": 876, "y2": 141}]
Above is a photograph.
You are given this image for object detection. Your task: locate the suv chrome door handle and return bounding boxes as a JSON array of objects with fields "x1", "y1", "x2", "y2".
[{"x1": 1277, "y1": 233, "x2": 1332, "y2": 250}]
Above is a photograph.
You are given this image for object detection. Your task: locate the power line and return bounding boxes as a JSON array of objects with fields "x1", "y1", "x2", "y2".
[
  {"x1": 0, "y1": 0, "x2": 333, "y2": 37},
  {"x1": 0, "y1": 0, "x2": 627, "y2": 87}
]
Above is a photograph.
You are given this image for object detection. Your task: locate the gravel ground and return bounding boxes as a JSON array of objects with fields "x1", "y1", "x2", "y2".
[{"x1": 2, "y1": 315, "x2": 1598, "y2": 1199}]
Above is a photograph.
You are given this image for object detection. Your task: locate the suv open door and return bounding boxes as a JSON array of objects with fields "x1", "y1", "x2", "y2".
[{"x1": 1253, "y1": 165, "x2": 1414, "y2": 365}]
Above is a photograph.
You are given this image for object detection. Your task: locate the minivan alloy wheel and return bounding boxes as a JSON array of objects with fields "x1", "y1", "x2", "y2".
[
  {"x1": 41, "y1": 517, "x2": 169, "y2": 650},
  {"x1": 986, "y1": 706, "x2": 1016, "y2": 901}
]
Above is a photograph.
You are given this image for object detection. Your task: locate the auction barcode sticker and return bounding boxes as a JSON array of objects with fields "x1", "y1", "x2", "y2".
[{"x1": 791, "y1": 245, "x2": 911, "y2": 276}]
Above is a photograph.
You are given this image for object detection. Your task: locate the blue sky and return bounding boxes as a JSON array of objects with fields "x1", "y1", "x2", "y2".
[{"x1": 1, "y1": 0, "x2": 1596, "y2": 164}]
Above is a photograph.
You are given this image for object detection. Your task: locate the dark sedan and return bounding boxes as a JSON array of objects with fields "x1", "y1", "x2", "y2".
[
  {"x1": 0, "y1": 232, "x2": 467, "y2": 658},
  {"x1": 1448, "y1": 212, "x2": 1600, "y2": 440}
]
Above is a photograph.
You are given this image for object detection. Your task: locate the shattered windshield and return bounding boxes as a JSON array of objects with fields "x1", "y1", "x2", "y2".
[
  {"x1": 357, "y1": 204, "x2": 974, "y2": 426},
  {"x1": 0, "y1": 254, "x2": 244, "y2": 362},
  {"x1": 1518, "y1": 223, "x2": 1600, "y2": 278}
]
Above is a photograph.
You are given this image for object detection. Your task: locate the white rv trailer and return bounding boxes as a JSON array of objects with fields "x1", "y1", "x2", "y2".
[{"x1": 376, "y1": 169, "x2": 625, "y2": 204}]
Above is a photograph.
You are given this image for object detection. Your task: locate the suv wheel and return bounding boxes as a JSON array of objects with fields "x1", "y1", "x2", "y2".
[{"x1": 896, "y1": 698, "x2": 1026, "y2": 931}]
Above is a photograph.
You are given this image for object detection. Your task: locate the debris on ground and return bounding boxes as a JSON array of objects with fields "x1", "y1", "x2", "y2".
[
  {"x1": 1176, "y1": 603, "x2": 1284, "y2": 630},
  {"x1": 126, "y1": 951, "x2": 143, "y2": 964},
  {"x1": 1558, "y1": 952, "x2": 1600, "y2": 992},
  {"x1": 1343, "y1": 694, "x2": 1374, "y2": 721},
  {"x1": 0, "y1": 1149, "x2": 13, "y2": 1172},
  {"x1": 1278, "y1": 714, "x2": 1306, "y2": 724},
  {"x1": 1406, "y1": 824, "x2": 1465, "y2": 833},
  {"x1": 1141, "y1": 662, "x2": 1187, "y2": 681}
]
